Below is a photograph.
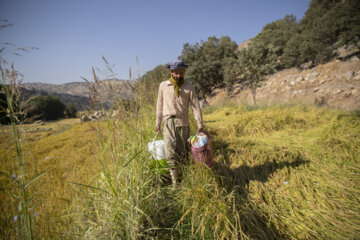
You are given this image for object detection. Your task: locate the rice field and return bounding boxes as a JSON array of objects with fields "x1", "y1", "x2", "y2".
[{"x1": 1, "y1": 104, "x2": 359, "y2": 239}]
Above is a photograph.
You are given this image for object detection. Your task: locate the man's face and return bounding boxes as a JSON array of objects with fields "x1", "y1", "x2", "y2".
[{"x1": 171, "y1": 69, "x2": 185, "y2": 81}]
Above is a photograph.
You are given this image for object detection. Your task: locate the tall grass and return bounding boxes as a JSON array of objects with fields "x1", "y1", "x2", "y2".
[
  {"x1": 0, "y1": 66, "x2": 46, "y2": 239},
  {"x1": 64, "y1": 103, "x2": 245, "y2": 239},
  {"x1": 60, "y1": 59, "x2": 240, "y2": 239}
]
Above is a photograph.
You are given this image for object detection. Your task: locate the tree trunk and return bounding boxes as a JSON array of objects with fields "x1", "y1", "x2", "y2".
[{"x1": 251, "y1": 82, "x2": 257, "y2": 105}]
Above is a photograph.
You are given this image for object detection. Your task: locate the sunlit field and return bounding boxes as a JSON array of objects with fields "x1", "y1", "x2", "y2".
[
  {"x1": 0, "y1": 118, "x2": 103, "y2": 238},
  {"x1": 1, "y1": 104, "x2": 359, "y2": 239}
]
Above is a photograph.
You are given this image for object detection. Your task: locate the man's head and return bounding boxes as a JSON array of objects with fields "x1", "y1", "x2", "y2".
[
  {"x1": 168, "y1": 61, "x2": 188, "y2": 81},
  {"x1": 170, "y1": 69, "x2": 185, "y2": 81}
]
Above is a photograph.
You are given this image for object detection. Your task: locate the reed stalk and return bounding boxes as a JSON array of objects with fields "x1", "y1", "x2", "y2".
[{"x1": 1, "y1": 67, "x2": 32, "y2": 239}]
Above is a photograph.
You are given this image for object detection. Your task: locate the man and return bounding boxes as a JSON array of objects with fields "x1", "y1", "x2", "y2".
[{"x1": 156, "y1": 60, "x2": 203, "y2": 188}]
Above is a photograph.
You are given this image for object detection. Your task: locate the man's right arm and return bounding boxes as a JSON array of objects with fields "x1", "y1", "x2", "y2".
[{"x1": 155, "y1": 82, "x2": 163, "y2": 132}]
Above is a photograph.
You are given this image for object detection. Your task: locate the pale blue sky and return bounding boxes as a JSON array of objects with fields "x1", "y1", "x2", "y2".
[{"x1": 0, "y1": 0, "x2": 311, "y2": 84}]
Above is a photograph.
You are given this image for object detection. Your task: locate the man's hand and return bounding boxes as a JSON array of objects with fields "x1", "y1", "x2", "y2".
[
  {"x1": 197, "y1": 127, "x2": 203, "y2": 133},
  {"x1": 156, "y1": 126, "x2": 160, "y2": 133}
]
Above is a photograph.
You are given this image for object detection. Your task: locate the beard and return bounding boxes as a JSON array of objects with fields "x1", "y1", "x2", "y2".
[{"x1": 174, "y1": 76, "x2": 184, "y2": 82}]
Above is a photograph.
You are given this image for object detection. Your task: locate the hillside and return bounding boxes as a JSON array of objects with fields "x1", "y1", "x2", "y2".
[
  {"x1": 209, "y1": 55, "x2": 360, "y2": 110},
  {"x1": 20, "y1": 87, "x2": 90, "y2": 111},
  {"x1": 21, "y1": 79, "x2": 135, "y2": 110}
]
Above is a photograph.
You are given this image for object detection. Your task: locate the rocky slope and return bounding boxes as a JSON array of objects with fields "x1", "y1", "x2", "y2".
[{"x1": 209, "y1": 55, "x2": 360, "y2": 110}]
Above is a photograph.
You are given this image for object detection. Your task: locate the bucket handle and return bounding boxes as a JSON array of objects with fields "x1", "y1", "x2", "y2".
[{"x1": 152, "y1": 132, "x2": 159, "y2": 146}]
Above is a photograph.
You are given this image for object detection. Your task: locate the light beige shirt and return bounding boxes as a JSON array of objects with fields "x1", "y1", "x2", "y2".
[{"x1": 156, "y1": 79, "x2": 203, "y2": 128}]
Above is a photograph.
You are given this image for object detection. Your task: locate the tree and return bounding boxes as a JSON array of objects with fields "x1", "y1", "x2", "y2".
[
  {"x1": 332, "y1": 0, "x2": 360, "y2": 49},
  {"x1": 255, "y1": 0, "x2": 360, "y2": 68},
  {"x1": 283, "y1": 28, "x2": 317, "y2": 68},
  {"x1": 222, "y1": 57, "x2": 238, "y2": 95},
  {"x1": 65, "y1": 103, "x2": 77, "y2": 118},
  {"x1": 282, "y1": 0, "x2": 360, "y2": 66},
  {"x1": 27, "y1": 95, "x2": 65, "y2": 121},
  {"x1": 138, "y1": 64, "x2": 169, "y2": 103},
  {"x1": 237, "y1": 41, "x2": 279, "y2": 105},
  {"x1": 253, "y1": 15, "x2": 297, "y2": 68},
  {"x1": 180, "y1": 36, "x2": 238, "y2": 99}
]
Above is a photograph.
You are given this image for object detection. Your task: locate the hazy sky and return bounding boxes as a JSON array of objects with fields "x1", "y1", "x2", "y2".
[{"x1": 0, "y1": 0, "x2": 311, "y2": 84}]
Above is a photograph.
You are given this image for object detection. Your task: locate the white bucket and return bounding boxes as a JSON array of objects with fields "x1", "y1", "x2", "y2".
[{"x1": 148, "y1": 135, "x2": 166, "y2": 160}]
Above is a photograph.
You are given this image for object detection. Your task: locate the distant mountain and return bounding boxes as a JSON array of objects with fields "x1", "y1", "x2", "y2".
[
  {"x1": 21, "y1": 79, "x2": 135, "y2": 110},
  {"x1": 20, "y1": 87, "x2": 91, "y2": 111}
]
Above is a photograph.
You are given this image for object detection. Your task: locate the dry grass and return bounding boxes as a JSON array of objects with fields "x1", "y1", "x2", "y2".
[
  {"x1": 0, "y1": 120, "x2": 103, "y2": 238},
  {"x1": 204, "y1": 104, "x2": 360, "y2": 239},
  {"x1": 1, "y1": 103, "x2": 359, "y2": 239}
]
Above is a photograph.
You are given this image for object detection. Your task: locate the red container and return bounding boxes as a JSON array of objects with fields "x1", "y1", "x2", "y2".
[{"x1": 190, "y1": 133, "x2": 214, "y2": 168}]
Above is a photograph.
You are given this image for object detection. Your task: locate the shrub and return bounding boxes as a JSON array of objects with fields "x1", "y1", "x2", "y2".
[
  {"x1": 27, "y1": 95, "x2": 65, "y2": 121},
  {"x1": 65, "y1": 103, "x2": 77, "y2": 118}
]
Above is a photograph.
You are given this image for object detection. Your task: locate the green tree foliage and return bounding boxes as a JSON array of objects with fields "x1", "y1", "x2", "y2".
[
  {"x1": 296, "y1": 0, "x2": 342, "y2": 64},
  {"x1": 222, "y1": 57, "x2": 238, "y2": 95},
  {"x1": 332, "y1": 0, "x2": 360, "y2": 48},
  {"x1": 283, "y1": 0, "x2": 360, "y2": 66},
  {"x1": 180, "y1": 36, "x2": 238, "y2": 99},
  {"x1": 237, "y1": 41, "x2": 278, "y2": 105},
  {"x1": 65, "y1": 103, "x2": 77, "y2": 118},
  {"x1": 138, "y1": 64, "x2": 169, "y2": 103},
  {"x1": 282, "y1": 28, "x2": 306, "y2": 67},
  {"x1": 27, "y1": 95, "x2": 65, "y2": 121},
  {"x1": 253, "y1": 14, "x2": 298, "y2": 68},
  {"x1": 251, "y1": 0, "x2": 360, "y2": 68}
]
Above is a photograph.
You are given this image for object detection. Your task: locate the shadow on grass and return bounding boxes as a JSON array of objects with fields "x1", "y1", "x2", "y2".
[
  {"x1": 141, "y1": 189, "x2": 183, "y2": 239},
  {"x1": 211, "y1": 133, "x2": 309, "y2": 240}
]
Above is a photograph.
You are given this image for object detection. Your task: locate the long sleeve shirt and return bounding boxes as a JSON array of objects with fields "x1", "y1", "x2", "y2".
[{"x1": 156, "y1": 79, "x2": 203, "y2": 129}]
